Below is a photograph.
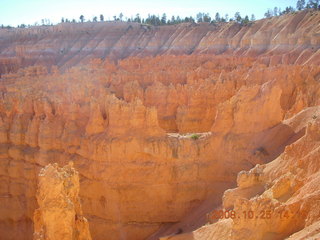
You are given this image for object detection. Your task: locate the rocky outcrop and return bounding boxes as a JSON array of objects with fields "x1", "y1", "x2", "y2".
[{"x1": 33, "y1": 163, "x2": 92, "y2": 240}]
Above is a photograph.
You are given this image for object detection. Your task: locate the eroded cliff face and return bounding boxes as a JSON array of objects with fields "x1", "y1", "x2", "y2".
[
  {"x1": 1, "y1": 54, "x2": 319, "y2": 240},
  {"x1": 33, "y1": 163, "x2": 91, "y2": 240},
  {"x1": 0, "y1": 10, "x2": 319, "y2": 240},
  {"x1": 163, "y1": 107, "x2": 320, "y2": 240},
  {"x1": 0, "y1": 10, "x2": 319, "y2": 76}
]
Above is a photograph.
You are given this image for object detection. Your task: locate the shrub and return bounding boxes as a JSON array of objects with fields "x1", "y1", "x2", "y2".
[{"x1": 190, "y1": 134, "x2": 200, "y2": 140}]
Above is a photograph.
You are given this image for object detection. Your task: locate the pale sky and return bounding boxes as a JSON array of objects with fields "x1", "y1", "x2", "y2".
[{"x1": 0, "y1": 0, "x2": 297, "y2": 27}]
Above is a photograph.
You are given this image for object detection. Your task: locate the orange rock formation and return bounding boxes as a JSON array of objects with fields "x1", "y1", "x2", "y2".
[
  {"x1": 33, "y1": 163, "x2": 92, "y2": 240},
  {"x1": 0, "y1": 9, "x2": 319, "y2": 240},
  {"x1": 161, "y1": 107, "x2": 320, "y2": 240}
]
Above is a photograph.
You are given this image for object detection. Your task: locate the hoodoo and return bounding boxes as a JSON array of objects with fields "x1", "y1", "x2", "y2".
[{"x1": 33, "y1": 163, "x2": 92, "y2": 240}]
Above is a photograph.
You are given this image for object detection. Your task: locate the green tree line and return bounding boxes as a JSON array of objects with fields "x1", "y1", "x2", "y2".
[{"x1": 1, "y1": 0, "x2": 319, "y2": 29}]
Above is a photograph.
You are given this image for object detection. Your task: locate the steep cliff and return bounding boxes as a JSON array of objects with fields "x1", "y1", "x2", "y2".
[{"x1": 0, "y1": 9, "x2": 319, "y2": 240}]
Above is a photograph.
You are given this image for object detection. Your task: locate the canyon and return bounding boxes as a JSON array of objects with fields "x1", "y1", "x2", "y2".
[{"x1": 0, "y1": 9, "x2": 319, "y2": 240}]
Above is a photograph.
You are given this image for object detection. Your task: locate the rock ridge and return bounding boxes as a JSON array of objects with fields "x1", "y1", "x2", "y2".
[{"x1": 0, "y1": 10, "x2": 319, "y2": 76}]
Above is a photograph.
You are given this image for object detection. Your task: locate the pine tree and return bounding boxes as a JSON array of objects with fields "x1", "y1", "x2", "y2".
[
  {"x1": 161, "y1": 13, "x2": 167, "y2": 25},
  {"x1": 134, "y1": 14, "x2": 141, "y2": 23},
  {"x1": 100, "y1": 14, "x2": 104, "y2": 21},
  {"x1": 250, "y1": 14, "x2": 256, "y2": 21},
  {"x1": 215, "y1": 12, "x2": 221, "y2": 22},
  {"x1": 234, "y1": 12, "x2": 242, "y2": 23},
  {"x1": 282, "y1": 6, "x2": 295, "y2": 14},
  {"x1": 297, "y1": 0, "x2": 306, "y2": 10},
  {"x1": 80, "y1": 15, "x2": 85, "y2": 23},
  {"x1": 203, "y1": 13, "x2": 211, "y2": 22},
  {"x1": 171, "y1": 15, "x2": 176, "y2": 24},
  {"x1": 196, "y1": 12, "x2": 203, "y2": 22},
  {"x1": 225, "y1": 14, "x2": 229, "y2": 22},
  {"x1": 307, "y1": 0, "x2": 319, "y2": 9},
  {"x1": 264, "y1": 9, "x2": 273, "y2": 18},
  {"x1": 119, "y1": 13, "x2": 124, "y2": 21},
  {"x1": 242, "y1": 15, "x2": 249, "y2": 25},
  {"x1": 176, "y1": 16, "x2": 181, "y2": 23},
  {"x1": 186, "y1": 16, "x2": 195, "y2": 23}
]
